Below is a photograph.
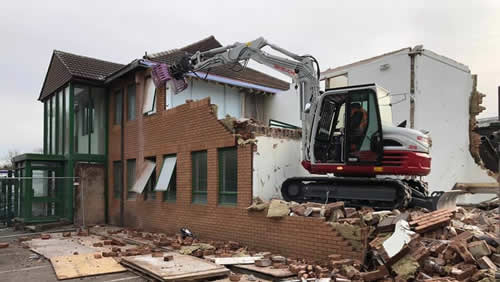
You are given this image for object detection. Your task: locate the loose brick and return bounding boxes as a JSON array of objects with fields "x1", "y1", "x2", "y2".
[
  {"x1": 93, "y1": 242, "x2": 104, "y2": 247},
  {"x1": 102, "y1": 251, "x2": 117, "y2": 257},
  {"x1": 40, "y1": 234, "x2": 51, "y2": 240},
  {"x1": 477, "y1": 256, "x2": 497, "y2": 271},
  {"x1": 467, "y1": 240, "x2": 491, "y2": 259},
  {"x1": 164, "y1": 255, "x2": 174, "y2": 261},
  {"x1": 0, "y1": 243, "x2": 9, "y2": 248},
  {"x1": 255, "y1": 258, "x2": 272, "y2": 267},
  {"x1": 94, "y1": 254, "x2": 102, "y2": 259}
]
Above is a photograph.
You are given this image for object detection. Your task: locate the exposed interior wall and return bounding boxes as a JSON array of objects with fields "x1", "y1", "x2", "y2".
[
  {"x1": 415, "y1": 52, "x2": 494, "y2": 191},
  {"x1": 74, "y1": 162, "x2": 106, "y2": 226},
  {"x1": 252, "y1": 136, "x2": 311, "y2": 201},
  {"x1": 171, "y1": 78, "x2": 242, "y2": 119},
  {"x1": 263, "y1": 84, "x2": 301, "y2": 127}
]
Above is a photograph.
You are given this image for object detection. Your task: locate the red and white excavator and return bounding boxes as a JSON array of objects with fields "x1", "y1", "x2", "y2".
[{"x1": 156, "y1": 37, "x2": 450, "y2": 210}]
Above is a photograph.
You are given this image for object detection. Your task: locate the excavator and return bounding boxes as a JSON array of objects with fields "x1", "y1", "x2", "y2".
[{"x1": 153, "y1": 37, "x2": 450, "y2": 210}]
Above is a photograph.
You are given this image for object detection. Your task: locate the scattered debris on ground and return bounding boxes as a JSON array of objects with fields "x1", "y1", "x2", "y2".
[{"x1": 4, "y1": 197, "x2": 498, "y2": 281}]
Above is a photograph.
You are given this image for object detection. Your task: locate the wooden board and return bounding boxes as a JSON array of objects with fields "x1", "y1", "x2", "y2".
[
  {"x1": 209, "y1": 256, "x2": 263, "y2": 265},
  {"x1": 233, "y1": 264, "x2": 294, "y2": 278},
  {"x1": 121, "y1": 252, "x2": 229, "y2": 281},
  {"x1": 50, "y1": 253, "x2": 127, "y2": 280}
]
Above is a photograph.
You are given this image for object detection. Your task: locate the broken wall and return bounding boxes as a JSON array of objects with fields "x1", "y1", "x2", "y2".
[
  {"x1": 263, "y1": 84, "x2": 301, "y2": 127},
  {"x1": 252, "y1": 135, "x2": 311, "y2": 201},
  {"x1": 321, "y1": 48, "x2": 494, "y2": 193},
  {"x1": 106, "y1": 74, "x2": 366, "y2": 260}
]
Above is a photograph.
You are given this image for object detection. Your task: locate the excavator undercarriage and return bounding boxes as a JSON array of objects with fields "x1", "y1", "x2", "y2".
[{"x1": 281, "y1": 177, "x2": 445, "y2": 211}]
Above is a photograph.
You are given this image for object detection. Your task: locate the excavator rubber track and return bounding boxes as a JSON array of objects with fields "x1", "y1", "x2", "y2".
[{"x1": 281, "y1": 176, "x2": 442, "y2": 210}]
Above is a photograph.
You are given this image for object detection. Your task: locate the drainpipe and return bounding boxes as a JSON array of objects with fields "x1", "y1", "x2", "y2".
[
  {"x1": 408, "y1": 45, "x2": 424, "y2": 129},
  {"x1": 120, "y1": 89, "x2": 125, "y2": 227}
]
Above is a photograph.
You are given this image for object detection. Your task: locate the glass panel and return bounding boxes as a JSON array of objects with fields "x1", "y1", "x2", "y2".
[
  {"x1": 127, "y1": 84, "x2": 136, "y2": 121},
  {"x1": 90, "y1": 87, "x2": 106, "y2": 154},
  {"x1": 143, "y1": 77, "x2": 156, "y2": 114},
  {"x1": 192, "y1": 151, "x2": 207, "y2": 203},
  {"x1": 348, "y1": 90, "x2": 380, "y2": 163},
  {"x1": 114, "y1": 90, "x2": 122, "y2": 125},
  {"x1": 74, "y1": 86, "x2": 89, "y2": 154},
  {"x1": 58, "y1": 91, "x2": 64, "y2": 154},
  {"x1": 219, "y1": 148, "x2": 237, "y2": 205},
  {"x1": 163, "y1": 167, "x2": 176, "y2": 202},
  {"x1": 127, "y1": 159, "x2": 136, "y2": 199},
  {"x1": 155, "y1": 155, "x2": 176, "y2": 191},
  {"x1": 144, "y1": 157, "x2": 156, "y2": 200},
  {"x1": 113, "y1": 161, "x2": 122, "y2": 199},
  {"x1": 314, "y1": 94, "x2": 346, "y2": 164},
  {"x1": 64, "y1": 86, "x2": 70, "y2": 154},
  {"x1": 44, "y1": 102, "x2": 49, "y2": 154},
  {"x1": 50, "y1": 96, "x2": 56, "y2": 154}
]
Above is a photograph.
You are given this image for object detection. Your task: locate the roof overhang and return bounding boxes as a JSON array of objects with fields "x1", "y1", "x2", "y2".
[{"x1": 188, "y1": 71, "x2": 284, "y2": 94}]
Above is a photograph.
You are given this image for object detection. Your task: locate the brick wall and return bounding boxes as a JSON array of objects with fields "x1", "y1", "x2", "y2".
[{"x1": 107, "y1": 71, "x2": 364, "y2": 261}]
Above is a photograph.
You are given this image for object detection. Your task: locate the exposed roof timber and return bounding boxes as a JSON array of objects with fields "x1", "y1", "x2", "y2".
[{"x1": 187, "y1": 71, "x2": 282, "y2": 94}]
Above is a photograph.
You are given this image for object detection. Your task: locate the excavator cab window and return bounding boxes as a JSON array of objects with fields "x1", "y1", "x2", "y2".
[
  {"x1": 314, "y1": 95, "x2": 346, "y2": 163},
  {"x1": 346, "y1": 90, "x2": 383, "y2": 163}
]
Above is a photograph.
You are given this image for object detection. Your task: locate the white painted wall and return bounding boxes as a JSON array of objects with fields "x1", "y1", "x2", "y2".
[
  {"x1": 252, "y1": 136, "x2": 311, "y2": 200},
  {"x1": 171, "y1": 78, "x2": 242, "y2": 119},
  {"x1": 415, "y1": 51, "x2": 494, "y2": 194},
  {"x1": 263, "y1": 84, "x2": 301, "y2": 127},
  {"x1": 321, "y1": 48, "x2": 494, "y2": 192}
]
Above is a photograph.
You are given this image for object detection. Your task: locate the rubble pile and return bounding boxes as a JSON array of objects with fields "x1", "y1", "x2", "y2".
[{"x1": 246, "y1": 198, "x2": 500, "y2": 281}]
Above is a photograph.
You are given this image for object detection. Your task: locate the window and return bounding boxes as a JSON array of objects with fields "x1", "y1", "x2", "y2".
[
  {"x1": 218, "y1": 147, "x2": 237, "y2": 205},
  {"x1": 155, "y1": 155, "x2": 177, "y2": 202},
  {"x1": 127, "y1": 159, "x2": 136, "y2": 199},
  {"x1": 82, "y1": 100, "x2": 94, "y2": 136},
  {"x1": 192, "y1": 151, "x2": 207, "y2": 204},
  {"x1": 113, "y1": 161, "x2": 122, "y2": 199},
  {"x1": 143, "y1": 77, "x2": 156, "y2": 115},
  {"x1": 114, "y1": 90, "x2": 123, "y2": 125},
  {"x1": 144, "y1": 157, "x2": 156, "y2": 200},
  {"x1": 127, "y1": 84, "x2": 136, "y2": 121},
  {"x1": 165, "y1": 81, "x2": 172, "y2": 109}
]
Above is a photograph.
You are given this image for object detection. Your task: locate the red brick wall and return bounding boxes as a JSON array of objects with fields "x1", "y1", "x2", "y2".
[{"x1": 107, "y1": 72, "x2": 364, "y2": 261}]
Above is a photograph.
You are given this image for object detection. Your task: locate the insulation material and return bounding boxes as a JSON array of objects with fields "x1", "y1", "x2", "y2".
[
  {"x1": 154, "y1": 156, "x2": 176, "y2": 191},
  {"x1": 131, "y1": 160, "x2": 156, "y2": 193}
]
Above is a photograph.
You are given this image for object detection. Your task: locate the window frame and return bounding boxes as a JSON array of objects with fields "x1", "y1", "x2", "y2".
[
  {"x1": 191, "y1": 151, "x2": 207, "y2": 204},
  {"x1": 143, "y1": 76, "x2": 157, "y2": 115},
  {"x1": 127, "y1": 83, "x2": 136, "y2": 121},
  {"x1": 114, "y1": 90, "x2": 123, "y2": 125},
  {"x1": 143, "y1": 157, "x2": 157, "y2": 200},
  {"x1": 218, "y1": 147, "x2": 238, "y2": 205},
  {"x1": 126, "y1": 159, "x2": 137, "y2": 200}
]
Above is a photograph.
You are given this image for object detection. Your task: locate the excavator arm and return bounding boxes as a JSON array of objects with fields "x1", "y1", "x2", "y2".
[{"x1": 167, "y1": 37, "x2": 320, "y2": 162}]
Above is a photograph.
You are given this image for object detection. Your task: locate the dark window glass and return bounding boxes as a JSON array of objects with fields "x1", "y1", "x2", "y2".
[
  {"x1": 218, "y1": 147, "x2": 237, "y2": 204},
  {"x1": 192, "y1": 151, "x2": 207, "y2": 203}
]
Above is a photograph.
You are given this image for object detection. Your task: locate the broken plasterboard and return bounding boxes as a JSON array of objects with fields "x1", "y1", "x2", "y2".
[
  {"x1": 155, "y1": 156, "x2": 176, "y2": 191},
  {"x1": 50, "y1": 253, "x2": 126, "y2": 280},
  {"x1": 208, "y1": 256, "x2": 263, "y2": 265},
  {"x1": 382, "y1": 220, "x2": 415, "y2": 258},
  {"x1": 131, "y1": 160, "x2": 156, "y2": 193},
  {"x1": 120, "y1": 252, "x2": 229, "y2": 281}
]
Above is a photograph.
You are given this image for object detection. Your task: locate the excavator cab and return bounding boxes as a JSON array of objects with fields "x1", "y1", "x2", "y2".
[{"x1": 311, "y1": 84, "x2": 386, "y2": 175}]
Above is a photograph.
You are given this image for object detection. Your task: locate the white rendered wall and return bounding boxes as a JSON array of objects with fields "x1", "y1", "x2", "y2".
[
  {"x1": 252, "y1": 136, "x2": 311, "y2": 201},
  {"x1": 415, "y1": 51, "x2": 494, "y2": 192},
  {"x1": 322, "y1": 49, "x2": 493, "y2": 192},
  {"x1": 263, "y1": 84, "x2": 301, "y2": 127}
]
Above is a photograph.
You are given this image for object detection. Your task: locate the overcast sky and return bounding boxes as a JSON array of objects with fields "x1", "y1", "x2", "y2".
[{"x1": 0, "y1": 0, "x2": 499, "y2": 158}]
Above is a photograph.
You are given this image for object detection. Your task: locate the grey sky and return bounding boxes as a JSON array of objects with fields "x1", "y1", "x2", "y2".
[{"x1": 0, "y1": 0, "x2": 498, "y2": 158}]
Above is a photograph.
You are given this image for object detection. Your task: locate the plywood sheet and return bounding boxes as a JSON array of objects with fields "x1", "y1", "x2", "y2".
[
  {"x1": 50, "y1": 253, "x2": 126, "y2": 280},
  {"x1": 234, "y1": 264, "x2": 294, "y2": 278},
  {"x1": 121, "y1": 252, "x2": 229, "y2": 281}
]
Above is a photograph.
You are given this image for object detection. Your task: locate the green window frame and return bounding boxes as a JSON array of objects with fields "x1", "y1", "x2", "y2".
[
  {"x1": 162, "y1": 155, "x2": 177, "y2": 202},
  {"x1": 192, "y1": 151, "x2": 207, "y2": 204},
  {"x1": 144, "y1": 157, "x2": 156, "y2": 200},
  {"x1": 126, "y1": 159, "x2": 136, "y2": 199},
  {"x1": 114, "y1": 90, "x2": 123, "y2": 125},
  {"x1": 113, "y1": 161, "x2": 122, "y2": 199},
  {"x1": 218, "y1": 147, "x2": 238, "y2": 205},
  {"x1": 127, "y1": 84, "x2": 136, "y2": 121}
]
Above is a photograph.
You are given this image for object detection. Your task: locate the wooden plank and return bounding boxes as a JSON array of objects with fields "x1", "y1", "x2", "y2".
[
  {"x1": 233, "y1": 264, "x2": 295, "y2": 278},
  {"x1": 121, "y1": 252, "x2": 229, "y2": 281},
  {"x1": 50, "y1": 253, "x2": 127, "y2": 280},
  {"x1": 209, "y1": 256, "x2": 263, "y2": 265}
]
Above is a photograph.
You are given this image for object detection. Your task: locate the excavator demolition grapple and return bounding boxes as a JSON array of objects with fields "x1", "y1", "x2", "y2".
[{"x1": 152, "y1": 37, "x2": 457, "y2": 211}]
